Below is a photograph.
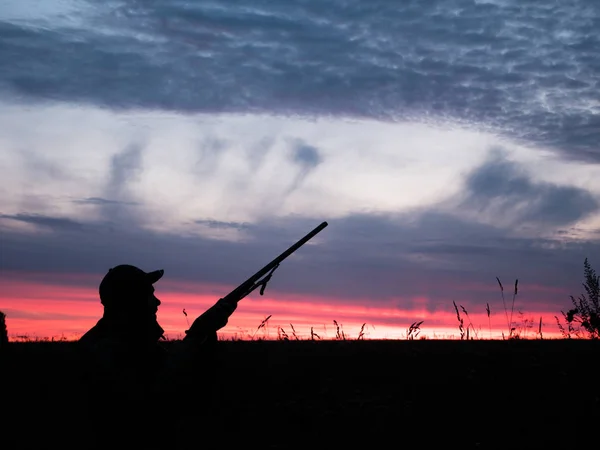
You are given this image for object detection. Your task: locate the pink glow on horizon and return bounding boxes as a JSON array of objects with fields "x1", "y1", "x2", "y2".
[{"x1": 0, "y1": 276, "x2": 567, "y2": 341}]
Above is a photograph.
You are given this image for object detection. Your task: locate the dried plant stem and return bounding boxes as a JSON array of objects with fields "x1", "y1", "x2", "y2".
[
  {"x1": 496, "y1": 277, "x2": 510, "y2": 335},
  {"x1": 509, "y1": 279, "x2": 519, "y2": 338},
  {"x1": 486, "y1": 303, "x2": 491, "y2": 339}
]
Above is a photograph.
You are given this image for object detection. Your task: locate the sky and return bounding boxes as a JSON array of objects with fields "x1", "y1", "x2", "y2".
[{"x1": 1, "y1": 0, "x2": 599, "y2": 340}]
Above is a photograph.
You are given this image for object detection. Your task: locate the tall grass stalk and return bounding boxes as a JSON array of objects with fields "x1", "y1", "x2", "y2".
[
  {"x1": 460, "y1": 305, "x2": 478, "y2": 339},
  {"x1": 509, "y1": 279, "x2": 519, "y2": 338},
  {"x1": 453, "y1": 301, "x2": 465, "y2": 340},
  {"x1": 182, "y1": 308, "x2": 190, "y2": 329},
  {"x1": 290, "y1": 323, "x2": 299, "y2": 340},
  {"x1": 357, "y1": 323, "x2": 366, "y2": 340},
  {"x1": 406, "y1": 321, "x2": 423, "y2": 340},
  {"x1": 486, "y1": 303, "x2": 491, "y2": 339},
  {"x1": 252, "y1": 314, "x2": 272, "y2": 340},
  {"x1": 496, "y1": 277, "x2": 510, "y2": 334}
]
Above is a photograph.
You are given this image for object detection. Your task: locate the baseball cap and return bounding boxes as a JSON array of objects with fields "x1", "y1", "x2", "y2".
[{"x1": 99, "y1": 264, "x2": 164, "y2": 306}]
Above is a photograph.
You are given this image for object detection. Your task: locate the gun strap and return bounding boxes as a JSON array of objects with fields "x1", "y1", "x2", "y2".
[{"x1": 257, "y1": 264, "x2": 279, "y2": 295}]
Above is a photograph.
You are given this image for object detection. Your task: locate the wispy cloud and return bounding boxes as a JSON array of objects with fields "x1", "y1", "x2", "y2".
[
  {"x1": 0, "y1": 213, "x2": 84, "y2": 231},
  {"x1": 73, "y1": 197, "x2": 139, "y2": 206},
  {"x1": 457, "y1": 150, "x2": 599, "y2": 229},
  {"x1": 194, "y1": 219, "x2": 252, "y2": 230},
  {"x1": 1, "y1": 106, "x2": 598, "y2": 307},
  {"x1": 285, "y1": 140, "x2": 323, "y2": 195},
  {"x1": 1, "y1": 207, "x2": 596, "y2": 311}
]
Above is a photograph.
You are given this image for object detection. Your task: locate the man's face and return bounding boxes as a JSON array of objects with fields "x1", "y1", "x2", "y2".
[
  {"x1": 148, "y1": 287, "x2": 161, "y2": 318},
  {"x1": 146, "y1": 287, "x2": 164, "y2": 341}
]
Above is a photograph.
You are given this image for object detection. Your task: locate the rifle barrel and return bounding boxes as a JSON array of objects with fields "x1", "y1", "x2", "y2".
[
  {"x1": 225, "y1": 221, "x2": 328, "y2": 302},
  {"x1": 253, "y1": 221, "x2": 328, "y2": 280}
]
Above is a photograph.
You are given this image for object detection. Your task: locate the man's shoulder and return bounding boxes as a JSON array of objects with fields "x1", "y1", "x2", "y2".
[{"x1": 78, "y1": 320, "x2": 106, "y2": 346}]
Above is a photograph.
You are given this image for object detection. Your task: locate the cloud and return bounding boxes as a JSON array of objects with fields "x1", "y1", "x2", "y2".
[
  {"x1": 277, "y1": 140, "x2": 324, "y2": 198},
  {"x1": 1, "y1": 0, "x2": 598, "y2": 162},
  {"x1": 291, "y1": 141, "x2": 322, "y2": 168},
  {"x1": 0, "y1": 213, "x2": 84, "y2": 231},
  {"x1": 73, "y1": 197, "x2": 139, "y2": 206},
  {"x1": 16, "y1": 147, "x2": 71, "y2": 182},
  {"x1": 107, "y1": 142, "x2": 144, "y2": 193},
  {"x1": 1, "y1": 207, "x2": 597, "y2": 314},
  {"x1": 193, "y1": 137, "x2": 230, "y2": 176},
  {"x1": 91, "y1": 141, "x2": 147, "y2": 226},
  {"x1": 193, "y1": 219, "x2": 252, "y2": 230},
  {"x1": 457, "y1": 150, "x2": 599, "y2": 228},
  {"x1": 0, "y1": 103, "x2": 598, "y2": 322}
]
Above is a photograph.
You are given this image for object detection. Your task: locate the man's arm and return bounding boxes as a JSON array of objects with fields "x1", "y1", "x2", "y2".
[{"x1": 183, "y1": 297, "x2": 238, "y2": 344}]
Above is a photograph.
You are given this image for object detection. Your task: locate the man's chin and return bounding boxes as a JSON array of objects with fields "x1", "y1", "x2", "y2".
[{"x1": 148, "y1": 317, "x2": 164, "y2": 340}]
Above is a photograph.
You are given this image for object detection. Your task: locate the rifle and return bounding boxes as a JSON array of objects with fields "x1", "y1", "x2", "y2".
[{"x1": 184, "y1": 221, "x2": 328, "y2": 341}]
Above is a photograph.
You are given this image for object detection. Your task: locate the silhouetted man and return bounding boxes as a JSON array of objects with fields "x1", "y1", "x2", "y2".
[
  {"x1": 79, "y1": 264, "x2": 237, "y2": 356},
  {"x1": 78, "y1": 264, "x2": 237, "y2": 446}
]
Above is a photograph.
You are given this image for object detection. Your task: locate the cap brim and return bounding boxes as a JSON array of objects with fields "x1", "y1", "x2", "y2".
[{"x1": 147, "y1": 269, "x2": 164, "y2": 284}]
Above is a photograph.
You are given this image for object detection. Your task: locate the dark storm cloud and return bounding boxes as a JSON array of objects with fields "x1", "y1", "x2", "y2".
[
  {"x1": 461, "y1": 152, "x2": 599, "y2": 226},
  {"x1": 1, "y1": 0, "x2": 598, "y2": 161}
]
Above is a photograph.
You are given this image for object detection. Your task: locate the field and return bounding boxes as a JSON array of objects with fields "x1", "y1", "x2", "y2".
[{"x1": 2, "y1": 339, "x2": 599, "y2": 449}]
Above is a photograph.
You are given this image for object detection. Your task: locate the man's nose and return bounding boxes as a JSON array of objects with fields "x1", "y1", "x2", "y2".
[{"x1": 156, "y1": 297, "x2": 161, "y2": 306}]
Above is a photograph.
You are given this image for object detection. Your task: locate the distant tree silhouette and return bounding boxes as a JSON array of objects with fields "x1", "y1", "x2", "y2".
[
  {"x1": 557, "y1": 259, "x2": 600, "y2": 339},
  {"x1": 0, "y1": 311, "x2": 8, "y2": 349}
]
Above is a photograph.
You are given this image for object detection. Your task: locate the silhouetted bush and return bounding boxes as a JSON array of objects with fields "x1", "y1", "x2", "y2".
[{"x1": 557, "y1": 259, "x2": 600, "y2": 339}]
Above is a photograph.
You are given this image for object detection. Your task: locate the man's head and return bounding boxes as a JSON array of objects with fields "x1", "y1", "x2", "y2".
[{"x1": 99, "y1": 264, "x2": 164, "y2": 340}]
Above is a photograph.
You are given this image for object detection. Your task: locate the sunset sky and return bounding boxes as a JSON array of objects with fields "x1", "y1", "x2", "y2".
[{"x1": 1, "y1": 0, "x2": 599, "y2": 340}]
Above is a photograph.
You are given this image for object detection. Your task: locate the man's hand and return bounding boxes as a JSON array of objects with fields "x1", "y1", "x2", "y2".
[{"x1": 184, "y1": 297, "x2": 238, "y2": 340}]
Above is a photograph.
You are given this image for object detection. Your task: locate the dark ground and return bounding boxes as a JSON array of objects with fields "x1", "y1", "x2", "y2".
[{"x1": 2, "y1": 339, "x2": 598, "y2": 449}]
